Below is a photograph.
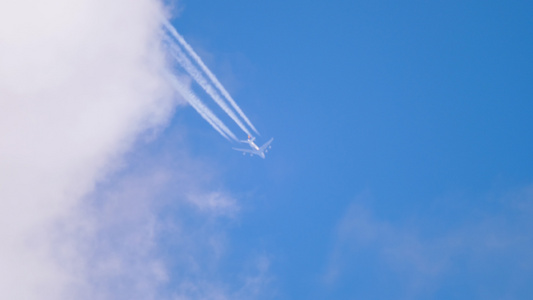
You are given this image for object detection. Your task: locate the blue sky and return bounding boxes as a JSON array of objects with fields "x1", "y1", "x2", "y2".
[
  {"x1": 157, "y1": 1, "x2": 533, "y2": 299},
  {"x1": 1, "y1": 0, "x2": 531, "y2": 298}
]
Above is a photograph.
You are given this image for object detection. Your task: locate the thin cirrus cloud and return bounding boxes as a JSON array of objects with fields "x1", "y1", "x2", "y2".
[
  {"x1": 325, "y1": 187, "x2": 533, "y2": 298},
  {"x1": 62, "y1": 147, "x2": 270, "y2": 300},
  {"x1": 0, "y1": 0, "x2": 268, "y2": 299}
]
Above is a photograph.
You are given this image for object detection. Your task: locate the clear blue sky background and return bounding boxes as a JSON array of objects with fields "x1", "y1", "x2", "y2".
[{"x1": 162, "y1": 1, "x2": 533, "y2": 299}]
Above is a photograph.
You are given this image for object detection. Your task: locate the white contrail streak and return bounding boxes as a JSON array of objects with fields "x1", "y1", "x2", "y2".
[
  {"x1": 167, "y1": 75, "x2": 237, "y2": 141},
  {"x1": 162, "y1": 19, "x2": 259, "y2": 135},
  {"x1": 165, "y1": 40, "x2": 253, "y2": 137}
]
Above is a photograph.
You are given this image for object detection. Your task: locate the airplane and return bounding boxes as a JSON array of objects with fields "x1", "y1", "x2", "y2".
[{"x1": 233, "y1": 135, "x2": 274, "y2": 159}]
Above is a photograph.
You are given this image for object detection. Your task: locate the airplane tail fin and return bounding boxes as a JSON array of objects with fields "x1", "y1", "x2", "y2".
[{"x1": 240, "y1": 135, "x2": 255, "y2": 143}]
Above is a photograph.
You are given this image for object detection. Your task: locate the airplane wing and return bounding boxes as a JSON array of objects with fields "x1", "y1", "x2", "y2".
[
  {"x1": 259, "y1": 138, "x2": 274, "y2": 152},
  {"x1": 232, "y1": 148, "x2": 256, "y2": 155}
]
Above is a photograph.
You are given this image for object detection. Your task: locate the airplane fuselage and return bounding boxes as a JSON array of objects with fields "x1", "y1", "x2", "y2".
[
  {"x1": 248, "y1": 141, "x2": 260, "y2": 151},
  {"x1": 247, "y1": 141, "x2": 264, "y2": 157},
  {"x1": 232, "y1": 136, "x2": 273, "y2": 159}
]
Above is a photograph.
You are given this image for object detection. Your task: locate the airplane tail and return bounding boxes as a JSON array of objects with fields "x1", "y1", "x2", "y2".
[{"x1": 240, "y1": 135, "x2": 255, "y2": 143}]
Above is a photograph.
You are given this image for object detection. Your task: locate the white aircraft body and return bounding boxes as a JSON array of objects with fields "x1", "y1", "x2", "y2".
[{"x1": 233, "y1": 136, "x2": 274, "y2": 159}]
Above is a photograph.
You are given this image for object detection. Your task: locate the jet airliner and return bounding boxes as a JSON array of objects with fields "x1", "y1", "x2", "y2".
[{"x1": 233, "y1": 136, "x2": 274, "y2": 159}]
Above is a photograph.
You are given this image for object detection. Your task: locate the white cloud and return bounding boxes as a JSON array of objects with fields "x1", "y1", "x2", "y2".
[{"x1": 0, "y1": 0, "x2": 178, "y2": 298}]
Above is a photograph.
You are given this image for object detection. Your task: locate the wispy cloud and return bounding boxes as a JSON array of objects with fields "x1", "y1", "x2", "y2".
[
  {"x1": 67, "y1": 145, "x2": 274, "y2": 300},
  {"x1": 55, "y1": 149, "x2": 242, "y2": 299},
  {"x1": 325, "y1": 188, "x2": 533, "y2": 298}
]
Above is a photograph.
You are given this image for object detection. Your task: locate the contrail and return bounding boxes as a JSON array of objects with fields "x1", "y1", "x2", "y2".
[
  {"x1": 166, "y1": 75, "x2": 237, "y2": 141},
  {"x1": 162, "y1": 19, "x2": 259, "y2": 135},
  {"x1": 165, "y1": 40, "x2": 253, "y2": 137}
]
